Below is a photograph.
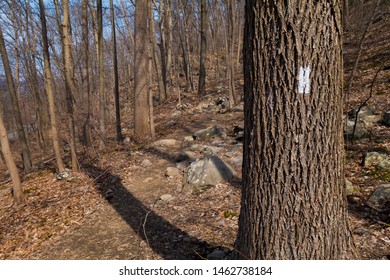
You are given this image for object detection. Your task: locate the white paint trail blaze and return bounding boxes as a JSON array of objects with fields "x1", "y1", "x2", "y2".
[{"x1": 298, "y1": 66, "x2": 311, "y2": 94}]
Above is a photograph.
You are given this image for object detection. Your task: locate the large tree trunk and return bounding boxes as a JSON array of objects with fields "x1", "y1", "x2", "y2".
[
  {"x1": 234, "y1": 0, "x2": 357, "y2": 260},
  {"x1": 0, "y1": 25, "x2": 32, "y2": 171},
  {"x1": 38, "y1": 0, "x2": 65, "y2": 173},
  {"x1": 134, "y1": 0, "x2": 154, "y2": 142},
  {"x1": 0, "y1": 108, "x2": 23, "y2": 204},
  {"x1": 62, "y1": 0, "x2": 79, "y2": 171},
  {"x1": 198, "y1": 0, "x2": 207, "y2": 97}
]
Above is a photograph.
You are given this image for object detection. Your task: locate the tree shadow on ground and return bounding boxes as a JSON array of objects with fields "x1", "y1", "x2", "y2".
[{"x1": 82, "y1": 163, "x2": 211, "y2": 260}]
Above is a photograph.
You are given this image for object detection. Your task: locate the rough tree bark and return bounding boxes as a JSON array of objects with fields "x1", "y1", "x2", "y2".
[
  {"x1": 38, "y1": 0, "x2": 65, "y2": 173},
  {"x1": 234, "y1": 0, "x2": 357, "y2": 259},
  {"x1": 0, "y1": 25, "x2": 32, "y2": 171},
  {"x1": 134, "y1": 0, "x2": 154, "y2": 142},
  {"x1": 62, "y1": 0, "x2": 79, "y2": 171}
]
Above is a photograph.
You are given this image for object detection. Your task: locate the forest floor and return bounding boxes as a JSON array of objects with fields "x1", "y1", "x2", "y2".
[{"x1": 0, "y1": 77, "x2": 389, "y2": 259}]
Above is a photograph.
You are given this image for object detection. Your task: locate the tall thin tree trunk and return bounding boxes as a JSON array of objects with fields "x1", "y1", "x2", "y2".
[
  {"x1": 198, "y1": 0, "x2": 207, "y2": 97},
  {"x1": 38, "y1": 0, "x2": 65, "y2": 173},
  {"x1": 0, "y1": 106, "x2": 23, "y2": 204},
  {"x1": 97, "y1": 0, "x2": 105, "y2": 147},
  {"x1": 110, "y1": 0, "x2": 123, "y2": 142},
  {"x1": 82, "y1": 0, "x2": 92, "y2": 146},
  {"x1": 0, "y1": 26, "x2": 32, "y2": 171},
  {"x1": 150, "y1": 8, "x2": 166, "y2": 104},
  {"x1": 165, "y1": 0, "x2": 173, "y2": 97},
  {"x1": 226, "y1": 0, "x2": 237, "y2": 106},
  {"x1": 62, "y1": 0, "x2": 79, "y2": 171},
  {"x1": 24, "y1": 2, "x2": 50, "y2": 151}
]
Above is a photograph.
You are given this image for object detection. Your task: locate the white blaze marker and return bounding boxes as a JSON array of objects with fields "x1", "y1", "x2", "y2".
[{"x1": 298, "y1": 66, "x2": 311, "y2": 94}]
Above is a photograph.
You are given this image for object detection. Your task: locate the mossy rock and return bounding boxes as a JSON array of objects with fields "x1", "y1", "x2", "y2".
[{"x1": 346, "y1": 179, "x2": 361, "y2": 195}]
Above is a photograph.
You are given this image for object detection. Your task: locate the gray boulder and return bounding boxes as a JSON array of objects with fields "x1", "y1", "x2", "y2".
[
  {"x1": 364, "y1": 152, "x2": 390, "y2": 168},
  {"x1": 377, "y1": 159, "x2": 390, "y2": 170},
  {"x1": 368, "y1": 184, "x2": 390, "y2": 205},
  {"x1": 348, "y1": 106, "x2": 376, "y2": 119},
  {"x1": 141, "y1": 159, "x2": 153, "y2": 168},
  {"x1": 345, "y1": 179, "x2": 360, "y2": 195},
  {"x1": 165, "y1": 167, "x2": 181, "y2": 177},
  {"x1": 193, "y1": 125, "x2": 226, "y2": 141},
  {"x1": 232, "y1": 104, "x2": 244, "y2": 112},
  {"x1": 181, "y1": 136, "x2": 195, "y2": 148},
  {"x1": 151, "y1": 139, "x2": 180, "y2": 148},
  {"x1": 344, "y1": 119, "x2": 367, "y2": 139},
  {"x1": 183, "y1": 156, "x2": 235, "y2": 192}
]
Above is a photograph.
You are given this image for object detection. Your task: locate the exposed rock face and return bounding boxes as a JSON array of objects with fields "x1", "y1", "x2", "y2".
[
  {"x1": 368, "y1": 184, "x2": 390, "y2": 205},
  {"x1": 193, "y1": 125, "x2": 226, "y2": 141},
  {"x1": 183, "y1": 156, "x2": 234, "y2": 193}
]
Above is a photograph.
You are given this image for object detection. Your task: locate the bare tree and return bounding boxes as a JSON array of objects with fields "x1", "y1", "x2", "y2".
[
  {"x1": 81, "y1": 0, "x2": 92, "y2": 147},
  {"x1": 0, "y1": 105, "x2": 23, "y2": 204},
  {"x1": 198, "y1": 0, "x2": 208, "y2": 97},
  {"x1": 97, "y1": 0, "x2": 105, "y2": 147},
  {"x1": 110, "y1": 0, "x2": 123, "y2": 142},
  {"x1": 0, "y1": 25, "x2": 32, "y2": 171},
  {"x1": 38, "y1": 0, "x2": 65, "y2": 172},
  {"x1": 61, "y1": 0, "x2": 79, "y2": 171}
]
